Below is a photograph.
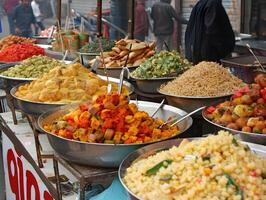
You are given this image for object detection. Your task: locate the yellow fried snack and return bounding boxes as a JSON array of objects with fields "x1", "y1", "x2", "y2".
[{"x1": 15, "y1": 63, "x2": 129, "y2": 103}]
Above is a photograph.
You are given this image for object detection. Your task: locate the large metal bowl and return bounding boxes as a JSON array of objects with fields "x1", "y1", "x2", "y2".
[
  {"x1": 158, "y1": 90, "x2": 231, "y2": 113},
  {"x1": 10, "y1": 76, "x2": 134, "y2": 116},
  {"x1": 78, "y1": 52, "x2": 100, "y2": 66},
  {"x1": 119, "y1": 137, "x2": 266, "y2": 200},
  {"x1": 38, "y1": 101, "x2": 193, "y2": 167},
  {"x1": 95, "y1": 66, "x2": 138, "y2": 79},
  {"x1": 202, "y1": 108, "x2": 266, "y2": 145},
  {"x1": 130, "y1": 76, "x2": 174, "y2": 94}
]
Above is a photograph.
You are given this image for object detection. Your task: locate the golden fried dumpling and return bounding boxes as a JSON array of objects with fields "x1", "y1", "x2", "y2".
[{"x1": 15, "y1": 63, "x2": 129, "y2": 103}]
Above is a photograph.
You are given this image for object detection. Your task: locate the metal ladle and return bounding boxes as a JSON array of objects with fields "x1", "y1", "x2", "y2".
[
  {"x1": 159, "y1": 106, "x2": 206, "y2": 128},
  {"x1": 118, "y1": 44, "x2": 132, "y2": 94},
  {"x1": 246, "y1": 44, "x2": 266, "y2": 72},
  {"x1": 98, "y1": 37, "x2": 112, "y2": 94},
  {"x1": 151, "y1": 99, "x2": 165, "y2": 117}
]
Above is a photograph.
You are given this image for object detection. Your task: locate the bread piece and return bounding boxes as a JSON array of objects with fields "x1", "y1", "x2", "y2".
[
  {"x1": 112, "y1": 47, "x2": 121, "y2": 54},
  {"x1": 144, "y1": 50, "x2": 155, "y2": 58},
  {"x1": 133, "y1": 58, "x2": 145, "y2": 66},
  {"x1": 108, "y1": 51, "x2": 118, "y2": 57},
  {"x1": 116, "y1": 39, "x2": 127, "y2": 46},
  {"x1": 149, "y1": 41, "x2": 156, "y2": 49},
  {"x1": 119, "y1": 50, "x2": 129, "y2": 57}
]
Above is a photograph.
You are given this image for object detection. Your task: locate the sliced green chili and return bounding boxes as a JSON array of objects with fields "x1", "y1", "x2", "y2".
[
  {"x1": 224, "y1": 173, "x2": 244, "y2": 200},
  {"x1": 145, "y1": 159, "x2": 173, "y2": 176}
]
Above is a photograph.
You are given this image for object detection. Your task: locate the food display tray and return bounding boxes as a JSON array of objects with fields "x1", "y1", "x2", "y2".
[
  {"x1": 119, "y1": 137, "x2": 266, "y2": 200},
  {"x1": 202, "y1": 107, "x2": 266, "y2": 145},
  {"x1": 38, "y1": 101, "x2": 193, "y2": 167}
]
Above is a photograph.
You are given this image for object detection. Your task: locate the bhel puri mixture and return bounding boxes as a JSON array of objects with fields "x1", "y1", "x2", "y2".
[
  {"x1": 124, "y1": 131, "x2": 266, "y2": 200},
  {"x1": 159, "y1": 61, "x2": 245, "y2": 97}
]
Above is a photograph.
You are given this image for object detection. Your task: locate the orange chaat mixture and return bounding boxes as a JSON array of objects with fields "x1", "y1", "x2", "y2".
[{"x1": 43, "y1": 93, "x2": 179, "y2": 144}]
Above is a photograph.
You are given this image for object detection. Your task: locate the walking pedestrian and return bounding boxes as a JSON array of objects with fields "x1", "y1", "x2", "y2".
[
  {"x1": 134, "y1": 0, "x2": 149, "y2": 41},
  {"x1": 31, "y1": 0, "x2": 45, "y2": 35},
  {"x1": 151, "y1": 0, "x2": 187, "y2": 51},
  {"x1": 185, "y1": 0, "x2": 235, "y2": 64},
  {"x1": 3, "y1": 0, "x2": 19, "y2": 34},
  {"x1": 13, "y1": 0, "x2": 37, "y2": 37}
]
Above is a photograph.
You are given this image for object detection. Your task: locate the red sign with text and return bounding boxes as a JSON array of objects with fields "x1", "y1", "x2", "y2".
[{"x1": 3, "y1": 134, "x2": 53, "y2": 200}]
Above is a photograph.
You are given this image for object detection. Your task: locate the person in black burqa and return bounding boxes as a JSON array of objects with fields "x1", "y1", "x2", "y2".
[{"x1": 185, "y1": 0, "x2": 235, "y2": 64}]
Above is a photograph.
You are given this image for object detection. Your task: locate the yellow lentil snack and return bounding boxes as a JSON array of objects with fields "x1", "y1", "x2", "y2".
[{"x1": 124, "y1": 131, "x2": 266, "y2": 200}]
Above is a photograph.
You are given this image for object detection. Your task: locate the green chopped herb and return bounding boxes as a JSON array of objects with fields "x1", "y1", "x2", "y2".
[
  {"x1": 262, "y1": 172, "x2": 266, "y2": 179},
  {"x1": 95, "y1": 115, "x2": 101, "y2": 120},
  {"x1": 80, "y1": 38, "x2": 115, "y2": 53},
  {"x1": 145, "y1": 159, "x2": 173, "y2": 176},
  {"x1": 202, "y1": 155, "x2": 211, "y2": 161},
  {"x1": 244, "y1": 145, "x2": 251, "y2": 151},
  {"x1": 232, "y1": 138, "x2": 238, "y2": 146},
  {"x1": 131, "y1": 51, "x2": 191, "y2": 79},
  {"x1": 224, "y1": 173, "x2": 244, "y2": 199}
]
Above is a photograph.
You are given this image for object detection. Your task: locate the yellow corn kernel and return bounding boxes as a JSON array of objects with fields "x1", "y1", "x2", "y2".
[{"x1": 203, "y1": 168, "x2": 212, "y2": 176}]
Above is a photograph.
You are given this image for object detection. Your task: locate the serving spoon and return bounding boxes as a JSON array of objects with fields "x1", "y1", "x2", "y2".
[
  {"x1": 98, "y1": 37, "x2": 112, "y2": 94},
  {"x1": 246, "y1": 44, "x2": 266, "y2": 72},
  {"x1": 151, "y1": 99, "x2": 165, "y2": 117},
  {"x1": 118, "y1": 44, "x2": 132, "y2": 94},
  {"x1": 158, "y1": 106, "x2": 206, "y2": 128}
]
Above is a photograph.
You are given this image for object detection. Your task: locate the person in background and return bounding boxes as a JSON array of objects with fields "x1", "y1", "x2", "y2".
[
  {"x1": 3, "y1": 0, "x2": 19, "y2": 34},
  {"x1": 13, "y1": 0, "x2": 36, "y2": 37},
  {"x1": 185, "y1": 0, "x2": 235, "y2": 64},
  {"x1": 151, "y1": 0, "x2": 187, "y2": 51},
  {"x1": 31, "y1": 0, "x2": 45, "y2": 35},
  {"x1": 134, "y1": 0, "x2": 149, "y2": 41}
]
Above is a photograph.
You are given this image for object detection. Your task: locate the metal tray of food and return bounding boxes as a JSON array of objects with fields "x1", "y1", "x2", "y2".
[
  {"x1": 202, "y1": 108, "x2": 266, "y2": 145},
  {"x1": 130, "y1": 75, "x2": 175, "y2": 94},
  {"x1": 158, "y1": 90, "x2": 231, "y2": 113},
  {"x1": 10, "y1": 76, "x2": 134, "y2": 116},
  {"x1": 0, "y1": 59, "x2": 71, "y2": 82},
  {"x1": 119, "y1": 137, "x2": 266, "y2": 200},
  {"x1": 38, "y1": 100, "x2": 193, "y2": 167}
]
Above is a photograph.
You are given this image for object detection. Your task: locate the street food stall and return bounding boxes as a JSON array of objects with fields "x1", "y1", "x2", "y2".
[{"x1": 0, "y1": 0, "x2": 266, "y2": 200}]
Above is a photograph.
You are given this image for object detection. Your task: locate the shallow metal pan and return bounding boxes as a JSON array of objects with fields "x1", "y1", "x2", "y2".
[
  {"x1": 38, "y1": 101, "x2": 193, "y2": 167},
  {"x1": 119, "y1": 137, "x2": 266, "y2": 199}
]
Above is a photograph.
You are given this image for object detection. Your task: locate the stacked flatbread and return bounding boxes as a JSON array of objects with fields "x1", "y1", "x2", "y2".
[{"x1": 89, "y1": 39, "x2": 156, "y2": 68}]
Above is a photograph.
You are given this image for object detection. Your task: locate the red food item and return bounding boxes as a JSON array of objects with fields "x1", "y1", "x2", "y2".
[
  {"x1": 207, "y1": 106, "x2": 216, "y2": 113},
  {"x1": 0, "y1": 43, "x2": 44, "y2": 62},
  {"x1": 249, "y1": 170, "x2": 257, "y2": 177},
  {"x1": 261, "y1": 88, "x2": 266, "y2": 101},
  {"x1": 232, "y1": 91, "x2": 243, "y2": 99}
]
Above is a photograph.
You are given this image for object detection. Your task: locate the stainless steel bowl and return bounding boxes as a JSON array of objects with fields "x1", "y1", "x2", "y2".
[
  {"x1": 119, "y1": 137, "x2": 266, "y2": 200},
  {"x1": 38, "y1": 101, "x2": 193, "y2": 167},
  {"x1": 202, "y1": 108, "x2": 266, "y2": 145},
  {"x1": 10, "y1": 76, "x2": 134, "y2": 116},
  {"x1": 33, "y1": 36, "x2": 50, "y2": 45},
  {"x1": 131, "y1": 76, "x2": 174, "y2": 94},
  {"x1": 158, "y1": 90, "x2": 231, "y2": 113},
  {"x1": 95, "y1": 66, "x2": 138, "y2": 79},
  {"x1": 78, "y1": 52, "x2": 100, "y2": 66}
]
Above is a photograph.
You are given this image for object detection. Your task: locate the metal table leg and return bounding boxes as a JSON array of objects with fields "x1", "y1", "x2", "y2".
[
  {"x1": 3, "y1": 80, "x2": 17, "y2": 124},
  {"x1": 25, "y1": 114, "x2": 44, "y2": 168},
  {"x1": 53, "y1": 158, "x2": 63, "y2": 200},
  {"x1": 79, "y1": 180, "x2": 88, "y2": 200}
]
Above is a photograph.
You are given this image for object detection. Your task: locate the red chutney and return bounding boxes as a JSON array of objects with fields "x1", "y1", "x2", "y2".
[{"x1": 0, "y1": 43, "x2": 45, "y2": 62}]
